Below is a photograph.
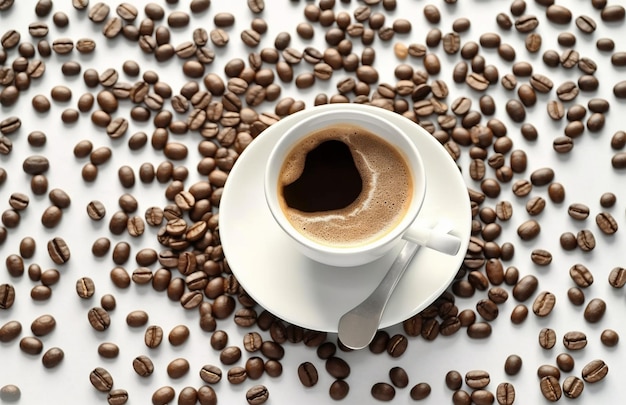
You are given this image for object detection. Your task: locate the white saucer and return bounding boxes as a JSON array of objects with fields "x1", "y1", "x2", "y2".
[{"x1": 220, "y1": 104, "x2": 472, "y2": 332}]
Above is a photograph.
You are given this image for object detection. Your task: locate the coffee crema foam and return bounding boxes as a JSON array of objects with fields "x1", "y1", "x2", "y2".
[{"x1": 278, "y1": 124, "x2": 413, "y2": 247}]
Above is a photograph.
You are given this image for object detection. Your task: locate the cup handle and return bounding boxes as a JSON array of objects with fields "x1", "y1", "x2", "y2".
[{"x1": 402, "y1": 219, "x2": 462, "y2": 256}]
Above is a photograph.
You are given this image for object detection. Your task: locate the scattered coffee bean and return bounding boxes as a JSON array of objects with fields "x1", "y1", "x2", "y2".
[
  {"x1": 90, "y1": 367, "x2": 114, "y2": 392},
  {"x1": 576, "y1": 229, "x2": 596, "y2": 251},
  {"x1": 584, "y1": 298, "x2": 606, "y2": 323},
  {"x1": 568, "y1": 287, "x2": 586, "y2": 306},
  {"x1": 371, "y1": 382, "x2": 395, "y2": 401},
  {"x1": 98, "y1": 342, "x2": 119, "y2": 359},
  {"x1": 31, "y1": 314, "x2": 56, "y2": 336},
  {"x1": 504, "y1": 354, "x2": 522, "y2": 375},
  {"x1": 563, "y1": 331, "x2": 588, "y2": 350},
  {"x1": 42, "y1": 347, "x2": 64, "y2": 368},
  {"x1": 297, "y1": 362, "x2": 318, "y2": 387},
  {"x1": 608, "y1": 267, "x2": 626, "y2": 288},
  {"x1": 533, "y1": 291, "x2": 556, "y2": 317},
  {"x1": 152, "y1": 386, "x2": 175, "y2": 405},
  {"x1": 582, "y1": 359, "x2": 608, "y2": 383},
  {"x1": 569, "y1": 264, "x2": 594, "y2": 288},
  {"x1": 0, "y1": 384, "x2": 20, "y2": 402},
  {"x1": 0, "y1": 320, "x2": 22, "y2": 343},
  {"x1": 539, "y1": 328, "x2": 557, "y2": 350}
]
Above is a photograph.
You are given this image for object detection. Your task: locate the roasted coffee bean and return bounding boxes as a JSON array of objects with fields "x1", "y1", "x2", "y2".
[
  {"x1": 90, "y1": 367, "x2": 114, "y2": 392},
  {"x1": 542, "y1": 49, "x2": 560, "y2": 67},
  {"x1": 246, "y1": 385, "x2": 269, "y2": 405},
  {"x1": 496, "y1": 382, "x2": 515, "y2": 405},
  {"x1": 567, "y1": 203, "x2": 589, "y2": 221},
  {"x1": 586, "y1": 113, "x2": 605, "y2": 132},
  {"x1": 599, "y1": 193, "x2": 617, "y2": 209},
  {"x1": 561, "y1": 376, "x2": 584, "y2": 399},
  {"x1": 547, "y1": 183, "x2": 565, "y2": 203},
  {"x1": 124, "y1": 310, "x2": 148, "y2": 327},
  {"x1": 466, "y1": 73, "x2": 489, "y2": 91},
  {"x1": 546, "y1": 4, "x2": 572, "y2": 24},
  {"x1": 582, "y1": 359, "x2": 608, "y2": 383},
  {"x1": 539, "y1": 365, "x2": 562, "y2": 379},
  {"x1": 220, "y1": 345, "x2": 242, "y2": 365},
  {"x1": 558, "y1": 32, "x2": 577, "y2": 48},
  {"x1": 533, "y1": 291, "x2": 556, "y2": 317},
  {"x1": 546, "y1": 100, "x2": 565, "y2": 120},
  {"x1": 47, "y1": 237, "x2": 70, "y2": 265},
  {"x1": 476, "y1": 299, "x2": 498, "y2": 321},
  {"x1": 529, "y1": 168, "x2": 554, "y2": 186},
  {"x1": 107, "y1": 389, "x2": 128, "y2": 405},
  {"x1": 504, "y1": 354, "x2": 522, "y2": 376},
  {"x1": 97, "y1": 342, "x2": 119, "y2": 359},
  {"x1": 513, "y1": 275, "x2": 538, "y2": 301},
  {"x1": 517, "y1": 220, "x2": 540, "y2": 240},
  {"x1": 452, "y1": 390, "x2": 471, "y2": 405},
  {"x1": 600, "y1": 329, "x2": 619, "y2": 347},
  {"x1": 568, "y1": 287, "x2": 586, "y2": 306},
  {"x1": 601, "y1": 5, "x2": 625, "y2": 22},
  {"x1": 76, "y1": 277, "x2": 96, "y2": 299},
  {"x1": 467, "y1": 322, "x2": 491, "y2": 339},
  {"x1": 531, "y1": 249, "x2": 552, "y2": 266},
  {"x1": 167, "y1": 358, "x2": 190, "y2": 379},
  {"x1": 539, "y1": 328, "x2": 557, "y2": 349},
  {"x1": 465, "y1": 370, "x2": 490, "y2": 389},
  {"x1": 199, "y1": 364, "x2": 222, "y2": 384},
  {"x1": 23, "y1": 155, "x2": 50, "y2": 175},
  {"x1": 88, "y1": 307, "x2": 110, "y2": 331},
  {"x1": 152, "y1": 386, "x2": 175, "y2": 405},
  {"x1": 526, "y1": 196, "x2": 546, "y2": 216},
  {"x1": 595, "y1": 212, "x2": 618, "y2": 234},
  {"x1": 371, "y1": 382, "x2": 395, "y2": 401},
  {"x1": 405, "y1": 383, "x2": 429, "y2": 401},
  {"x1": 577, "y1": 229, "x2": 596, "y2": 251},
  {"x1": 0, "y1": 385, "x2": 20, "y2": 403},
  {"x1": 19, "y1": 336, "x2": 43, "y2": 355},
  {"x1": 42, "y1": 347, "x2": 64, "y2": 368},
  {"x1": 145, "y1": 325, "x2": 163, "y2": 348},
  {"x1": 555, "y1": 353, "x2": 575, "y2": 373},
  {"x1": 297, "y1": 362, "x2": 318, "y2": 387},
  {"x1": 530, "y1": 73, "x2": 553, "y2": 93},
  {"x1": 30, "y1": 314, "x2": 55, "y2": 337},
  {"x1": 568, "y1": 264, "x2": 593, "y2": 288},
  {"x1": 510, "y1": 304, "x2": 528, "y2": 324},
  {"x1": 443, "y1": 370, "x2": 463, "y2": 391},
  {"x1": 225, "y1": 366, "x2": 248, "y2": 385},
  {"x1": 540, "y1": 376, "x2": 561, "y2": 401},
  {"x1": 608, "y1": 267, "x2": 626, "y2": 288},
  {"x1": 363, "y1": 330, "x2": 388, "y2": 354},
  {"x1": 596, "y1": 38, "x2": 615, "y2": 52},
  {"x1": 506, "y1": 100, "x2": 525, "y2": 122},
  {"x1": 612, "y1": 152, "x2": 626, "y2": 167},
  {"x1": 563, "y1": 331, "x2": 587, "y2": 350},
  {"x1": 470, "y1": 389, "x2": 494, "y2": 405},
  {"x1": 584, "y1": 298, "x2": 606, "y2": 323}
]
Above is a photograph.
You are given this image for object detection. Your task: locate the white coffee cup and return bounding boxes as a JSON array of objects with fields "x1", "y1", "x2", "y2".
[{"x1": 264, "y1": 106, "x2": 455, "y2": 267}]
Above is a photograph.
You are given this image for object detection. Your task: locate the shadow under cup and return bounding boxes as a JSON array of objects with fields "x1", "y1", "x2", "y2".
[{"x1": 265, "y1": 107, "x2": 427, "y2": 267}]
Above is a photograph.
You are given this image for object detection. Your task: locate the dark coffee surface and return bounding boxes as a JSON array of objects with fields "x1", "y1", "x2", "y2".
[{"x1": 282, "y1": 140, "x2": 362, "y2": 212}]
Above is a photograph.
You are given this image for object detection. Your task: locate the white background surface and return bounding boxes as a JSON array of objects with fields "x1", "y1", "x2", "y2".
[{"x1": 1, "y1": 0, "x2": 626, "y2": 404}]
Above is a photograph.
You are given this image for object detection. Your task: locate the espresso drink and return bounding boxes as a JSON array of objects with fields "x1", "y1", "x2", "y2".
[{"x1": 278, "y1": 124, "x2": 413, "y2": 247}]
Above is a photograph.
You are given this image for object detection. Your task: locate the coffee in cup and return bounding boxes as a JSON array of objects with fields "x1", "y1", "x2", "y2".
[{"x1": 277, "y1": 123, "x2": 413, "y2": 247}]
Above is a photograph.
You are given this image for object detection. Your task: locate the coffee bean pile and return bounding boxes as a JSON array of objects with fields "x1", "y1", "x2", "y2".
[{"x1": 1, "y1": 0, "x2": 626, "y2": 403}]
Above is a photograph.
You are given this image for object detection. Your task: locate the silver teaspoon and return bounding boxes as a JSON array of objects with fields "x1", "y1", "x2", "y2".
[{"x1": 337, "y1": 220, "x2": 458, "y2": 350}]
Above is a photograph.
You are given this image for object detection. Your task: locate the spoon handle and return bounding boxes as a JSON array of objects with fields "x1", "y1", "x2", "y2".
[{"x1": 338, "y1": 240, "x2": 420, "y2": 350}]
